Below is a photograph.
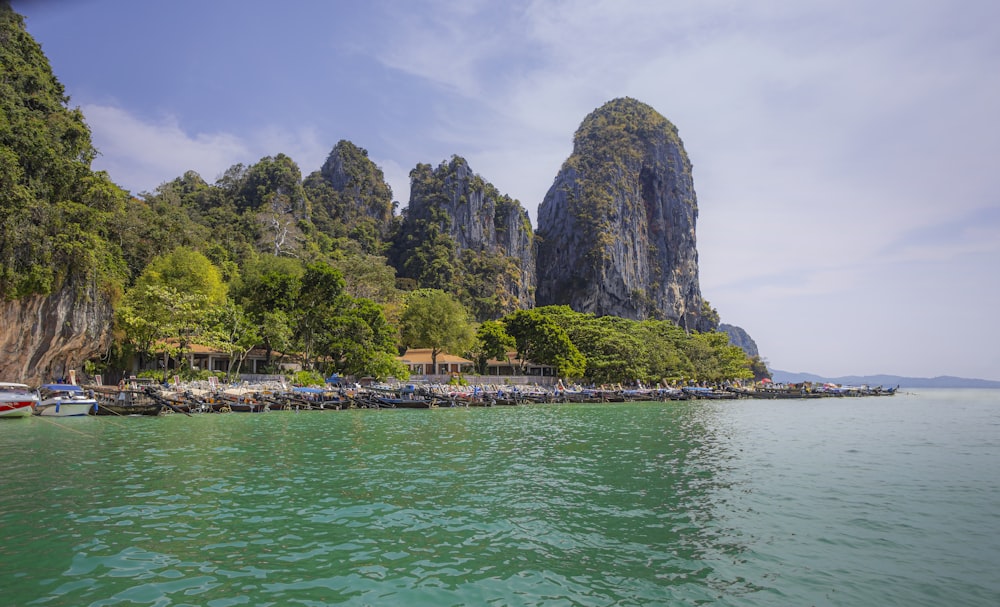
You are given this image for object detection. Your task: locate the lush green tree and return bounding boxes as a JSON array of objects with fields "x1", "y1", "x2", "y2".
[
  {"x1": 294, "y1": 261, "x2": 349, "y2": 370},
  {"x1": 231, "y1": 254, "x2": 303, "y2": 367},
  {"x1": 117, "y1": 248, "x2": 227, "y2": 378},
  {"x1": 503, "y1": 309, "x2": 586, "y2": 378},
  {"x1": 637, "y1": 319, "x2": 693, "y2": 383},
  {"x1": 332, "y1": 298, "x2": 407, "y2": 380},
  {"x1": 116, "y1": 283, "x2": 210, "y2": 381},
  {"x1": 203, "y1": 300, "x2": 260, "y2": 378},
  {"x1": 115, "y1": 283, "x2": 172, "y2": 371},
  {"x1": 566, "y1": 315, "x2": 649, "y2": 385},
  {"x1": 1, "y1": 6, "x2": 127, "y2": 299},
  {"x1": 681, "y1": 332, "x2": 753, "y2": 383},
  {"x1": 133, "y1": 247, "x2": 227, "y2": 306},
  {"x1": 399, "y1": 289, "x2": 475, "y2": 373},
  {"x1": 470, "y1": 320, "x2": 516, "y2": 375},
  {"x1": 288, "y1": 261, "x2": 405, "y2": 379}
]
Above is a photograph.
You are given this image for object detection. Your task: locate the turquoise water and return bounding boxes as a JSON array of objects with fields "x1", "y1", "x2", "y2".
[{"x1": 1, "y1": 389, "x2": 998, "y2": 606}]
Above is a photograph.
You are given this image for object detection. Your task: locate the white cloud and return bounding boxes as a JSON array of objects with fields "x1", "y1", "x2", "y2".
[
  {"x1": 58, "y1": 0, "x2": 1000, "y2": 379},
  {"x1": 83, "y1": 105, "x2": 249, "y2": 193},
  {"x1": 83, "y1": 105, "x2": 330, "y2": 193}
]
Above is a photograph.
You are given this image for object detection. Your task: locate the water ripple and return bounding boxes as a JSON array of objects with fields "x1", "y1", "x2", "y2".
[{"x1": 2, "y1": 393, "x2": 998, "y2": 605}]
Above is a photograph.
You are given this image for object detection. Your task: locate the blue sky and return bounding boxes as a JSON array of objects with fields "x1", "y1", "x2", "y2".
[{"x1": 13, "y1": 0, "x2": 1000, "y2": 381}]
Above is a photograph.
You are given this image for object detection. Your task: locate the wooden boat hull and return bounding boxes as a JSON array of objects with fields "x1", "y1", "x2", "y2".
[{"x1": 93, "y1": 402, "x2": 164, "y2": 416}]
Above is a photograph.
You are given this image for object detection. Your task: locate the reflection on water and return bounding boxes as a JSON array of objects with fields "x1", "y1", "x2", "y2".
[{"x1": 2, "y1": 391, "x2": 998, "y2": 606}]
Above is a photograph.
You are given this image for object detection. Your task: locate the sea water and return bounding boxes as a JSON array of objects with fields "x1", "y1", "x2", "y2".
[{"x1": 1, "y1": 389, "x2": 997, "y2": 606}]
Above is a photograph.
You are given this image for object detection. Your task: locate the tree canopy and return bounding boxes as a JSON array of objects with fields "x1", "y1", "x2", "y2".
[
  {"x1": 0, "y1": 4, "x2": 127, "y2": 299},
  {"x1": 3, "y1": 5, "x2": 761, "y2": 386},
  {"x1": 399, "y1": 289, "x2": 475, "y2": 372}
]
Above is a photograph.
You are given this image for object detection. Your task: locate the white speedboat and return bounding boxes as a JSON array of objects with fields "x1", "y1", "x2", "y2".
[
  {"x1": 36, "y1": 384, "x2": 98, "y2": 417},
  {"x1": 0, "y1": 382, "x2": 39, "y2": 418}
]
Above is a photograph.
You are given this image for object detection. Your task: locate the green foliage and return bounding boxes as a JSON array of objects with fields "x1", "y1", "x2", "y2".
[
  {"x1": 234, "y1": 153, "x2": 305, "y2": 213},
  {"x1": 230, "y1": 254, "x2": 302, "y2": 365},
  {"x1": 399, "y1": 288, "x2": 475, "y2": 371},
  {"x1": 470, "y1": 320, "x2": 516, "y2": 374},
  {"x1": 293, "y1": 369, "x2": 325, "y2": 387},
  {"x1": 303, "y1": 140, "x2": 395, "y2": 251},
  {"x1": 202, "y1": 300, "x2": 260, "y2": 378},
  {"x1": 0, "y1": 6, "x2": 128, "y2": 299},
  {"x1": 288, "y1": 261, "x2": 403, "y2": 378},
  {"x1": 134, "y1": 247, "x2": 227, "y2": 306},
  {"x1": 389, "y1": 156, "x2": 532, "y2": 320},
  {"x1": 502, "y1": 306, "x2": 753, "y2": 384},
  {"x1": 503, "y1": 309, "x2": 586, "y2": 378},
  {"x1": 116, "y1": 283, "x2": 211, "y2": 381},
  {"x1": 294, "y1": 261, "x2": 349, "y2": 369}
]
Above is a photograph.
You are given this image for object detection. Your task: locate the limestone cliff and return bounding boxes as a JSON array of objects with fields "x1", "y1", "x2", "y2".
[
  {"x1": 536, "y1": 98, "x2": 711, "y2": 330},
  {"x1": 303, "y1": 140, "x2": 395, "y2": 246},
  {"x1": 0, "y1": 6, "x2": 124, "y2": 384},
  {"x1": 392, "y1": 156, "x2": 534, "y2": 320},
  {"x1": 720, "y1": 323, "x2": 759, "y2": 358},
  {"x1": 0, "y1": 282, "x2": 114, "y2": 385}
]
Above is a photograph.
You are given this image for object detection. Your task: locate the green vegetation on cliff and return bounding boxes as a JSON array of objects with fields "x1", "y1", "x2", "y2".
[
  {"x1": 0, "y1": 4, "x2": 127, "y2": 299},
  {"x1": 303, "y1": 140, "x2": 396, "y2": 253},
  {"x1": 390, "y1": 156, "x2": 533, "y2": 321},
  {"x1": 2, "y1": 4, "x2": 754, "y2": 384},
  {"x1": 561, "y1": 97, "x2": 684, "y2": 268}
]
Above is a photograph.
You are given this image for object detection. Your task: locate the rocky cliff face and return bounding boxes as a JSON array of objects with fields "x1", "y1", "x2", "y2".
[
  {"x1": 393, "y1": 156, "x2": 535, "y2": 319},
  {"x1": 319, "y1": 140, "x2": 395, "y2": 232},
  {"x1": 536, "y1": 98, "x2": 710, "y2": 330},
  {"x1": 0, "y1": 283, "x2": 114, "y2": 385},
  {"x1": 720, "y1": 323, "x2": 759, "y2": 357}
]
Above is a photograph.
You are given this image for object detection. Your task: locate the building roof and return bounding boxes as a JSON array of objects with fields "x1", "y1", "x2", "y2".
[{"x1": 398, "y1": 348, "x2": 472, "y2": 365}]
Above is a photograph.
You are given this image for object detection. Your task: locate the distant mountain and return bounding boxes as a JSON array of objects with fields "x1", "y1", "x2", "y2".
[{"x1": 770, "y1": 369, "x2": 1000, "y2": 389}]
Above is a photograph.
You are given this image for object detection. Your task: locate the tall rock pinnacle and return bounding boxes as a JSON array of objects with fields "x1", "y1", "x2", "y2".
[{"x1": 535, "y1": 97, "x2": 712, "y2": 331}]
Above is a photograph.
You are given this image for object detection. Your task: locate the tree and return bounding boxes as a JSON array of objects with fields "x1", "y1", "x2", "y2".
[
  {"x1": 470, "y1": 320, "x2": 515, "y2": 375},
  {"x1": 565, "y1": 315, "x2": 648, "y2": 385},
  {"x1": 118, "y1": 248, "x2": 226, "y2": 378},
  {"x1": 116, "y1": 283, "x2": 210, "y2": 381},
  {"x1": 1, "y1": 6, "x2": 127, "y2": 299},
  {"x1": 294, "y1": 261, "x2": 349, "y2": 370},
  {"x1": 203, "y1": 300, "x2": 260, "y2": 379},
  {"x1": 681, "y1": 332, "x2": 753, "y2": 383},
  {"x1": 332, "y1": 298, "x2": 408, "y2": 379},
  {"x1": 133, "y1": 247, "x2": 227, "y2": 306},
  {"x1": 233, "y1": 254, "x2": 303, "y2": 366},
  {"x1": 503, "y1": 309, "x2": 585, "y2": 379},
  {"x1": 399, "y1": 289, "x2": 475, "y2": 373},
  {"x1": 637, "y1": 319, "x2": 693, "y2": 383}
]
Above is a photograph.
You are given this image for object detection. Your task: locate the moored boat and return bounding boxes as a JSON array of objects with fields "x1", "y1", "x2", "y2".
[
  {"x1": 36, "y1": 384, "x2": 98, "y2": 417},
  {"x1": 0, "y1": 382, "x2": 39, "y2": 418},
  {"x1": 90, "y1": 386, "x2": 165, "y2": 416}
]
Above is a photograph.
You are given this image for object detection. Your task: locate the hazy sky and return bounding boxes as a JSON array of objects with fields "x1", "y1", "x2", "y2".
[{"x1": 13, "y1": 0, "x2": 1000, "y2": 380}]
